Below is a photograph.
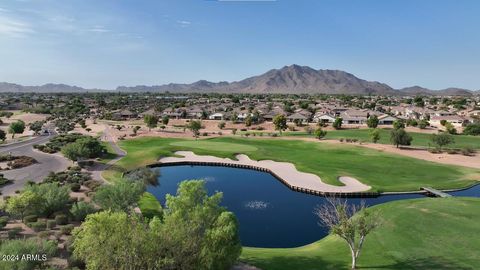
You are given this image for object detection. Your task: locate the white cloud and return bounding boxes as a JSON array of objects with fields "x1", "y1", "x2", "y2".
[
  {"x1": 0, "y1": 16, "x2": 33, "y2": 38},
  {"x1": 176, "y1": 20, "x2": 191, "y2": 27},
  {"x1": 88, "y1": 25, "x2": 110, "y2": 33}
]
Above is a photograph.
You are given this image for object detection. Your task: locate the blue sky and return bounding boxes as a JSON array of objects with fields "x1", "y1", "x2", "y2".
[{"x1": 0, "y1": 0, "x2": 479, "y2": 90}]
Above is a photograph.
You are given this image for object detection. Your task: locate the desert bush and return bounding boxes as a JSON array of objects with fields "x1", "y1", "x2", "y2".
[
  {"x1": 46, "y1": 220, "x2": 56, "y2": 229},
  {"x1": 70, "y1": 202, "x2": 96, "y2": 222},
  {"x1": 446, "y1": 149, "x2": 458, "y2": 154},
  {"x1": 7, "y1": 227, "x2": 22, "y2": 239},
  {"x1": 55, "y1": 214, "x2": 68, "y2": 225},
  {"x1": 30, "y1": 220, "x2": 47, "y2": 232},
  {"x1": 38, "y1": 231, "x2": 50, "y2": 239},
  {"x1": 23, "y1": 215, "x2": 38, "y2": 223},
  {"x1": 60, "y1": 224, "x2": 74, "y2": 235},
  {"x1": 0, "y1": 216, "x2": 9, "y2": 228},
  {"x1": 84, "y1": 180, "x2": 102, "y2": 191},
  {"x1": 70, "y1": 183, "x2": 81, "y2": 192},
  {"x1": 461, "y1": 147, "x2": 476, "y2": 156}
]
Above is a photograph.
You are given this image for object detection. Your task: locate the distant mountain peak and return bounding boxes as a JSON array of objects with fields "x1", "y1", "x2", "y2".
[{"x1": 0, "y1": 65, "x2": 477, "y2": 95}]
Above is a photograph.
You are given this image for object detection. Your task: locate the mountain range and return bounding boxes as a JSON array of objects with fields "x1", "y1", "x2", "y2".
[{"x1": 1, "y1": 65, "x2": 479, "y2": 96}]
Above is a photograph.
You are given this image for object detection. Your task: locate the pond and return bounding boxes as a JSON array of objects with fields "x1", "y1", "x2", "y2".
[{"x1": 147, "y1": 165, "x2": 479, "y2": 248}]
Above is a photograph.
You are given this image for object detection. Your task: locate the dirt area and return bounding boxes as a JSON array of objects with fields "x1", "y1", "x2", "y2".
[
  {"x1": 0, "y1": 111, "x2": 49, "y2": 143},
  {"x1": 356, "y1": 141, "x2": 480, "y2": 169},
  {"x1": 72, "y1": 118, "x2": 106, "y2": 136}
]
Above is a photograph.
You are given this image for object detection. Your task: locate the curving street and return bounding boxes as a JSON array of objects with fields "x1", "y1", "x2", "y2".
[{"x1": 0, "y1": 129, "x2": 70, "y2": 198}]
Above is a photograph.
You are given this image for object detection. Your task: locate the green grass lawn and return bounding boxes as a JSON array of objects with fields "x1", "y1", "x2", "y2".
[
  {"x1": 138, "y1": 192, "x2": 163, "y2": 219},
  {"x1": 104, "y1": 137, "x2": 480, "y2": 192},
  {"x1": 241, "y1": 197, "x2": 480, "y2": 270},
  {"x1": 284, "y1": 128, "x2": 480, "y2": 149}
]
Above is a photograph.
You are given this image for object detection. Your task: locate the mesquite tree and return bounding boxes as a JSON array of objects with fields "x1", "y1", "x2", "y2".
[{"x1": 315, "y1": 198, "x2": 380, "y2": 270}]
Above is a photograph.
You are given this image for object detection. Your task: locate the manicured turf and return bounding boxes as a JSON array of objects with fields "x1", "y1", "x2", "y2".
[
  {"x1": 138, "y1": 192, "x2": 163, "y2": 219},
  {"x1": 285, "y1": 128, "x2": 480, "y2": 149},
  {"x1": 105, "y1": 137, "x2": 480, "y2": 192},
  {"x1": 241, "y1": 197, "x2": 480, "y2": 270},
  {"x1": 170, "y1": 140, "x2": 258, "y2": 152}
]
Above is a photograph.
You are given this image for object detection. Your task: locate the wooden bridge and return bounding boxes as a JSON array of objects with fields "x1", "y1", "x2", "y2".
[{"x1": 421, "y1": 187, "x2": 452, "y2": 198}]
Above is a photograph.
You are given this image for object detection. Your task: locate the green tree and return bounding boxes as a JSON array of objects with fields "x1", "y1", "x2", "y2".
[
  {"x1": 463, "y1": 123, "x2": 480, "y2": 136},
  {"x1": 144, "y1": 114, "x2": 158, "y2": 131},
  {"x1": 94, "y1": 179, "x2": 145, "y2": 212},
  {"x1": 25, "y1": 183, "x2": 70, "y2": 217},
  {"x1": 218, "y1": 121, "x2": 226, "y2": 130},
  {"x1": 366, "y1": 115, "x2": 379, "y2": 128},
  {"x1": 74, "y1": 180, "x2": 241, "y2": 270},
  {"x1": 418, "y1": 120, "x2": 429, "y2": 129},
  {"x1": 333, "y1": 117, "x2": 343, "y2": 129},
  {"x1": 231, "y1": 112, "x2": 238, "y2": 123},
  {"x1": 431, "y1": 133, "x2": 455, "y2": 150},
  {"x1": 369, "y1": 128, "x2": 381, "y2": 143},
  {"x1": 3, "y1": 190, "x2": 42, "y2": 219},
  {"x1": 273, "y1": 114, "x2": 287, "y2": 134},
  {"x1": 315, "y1": 198, "x2": 380, "y2": 270},
  {"x1": 125, "y1": 167, "x2": 159, "y2": 187},
  {"x1": 61, "y1": 137, "x2": 104, "y2": 162},
  {"x1": 187, "y1": 120, "x2": 202, "y2": 138},
  {"x1": 133, "y1": 125, "x2": 141, "y2": 135},
  {"x1": 408, "y1": 119, "x2": 418, "y2": 127},
  {"x1": 444, "y1": 122, "x2": 457, "y2": 135},
  {"x1": 70, "y1": 201, "x2": 97, "y2": 222},
  {"x1": 393, "y1": 120, "x2": 405, "y2": 130},
  {"x1": 161, "y1": 180, "x2": 241, "y2": 270},
  {"x1": 8, "y1": 120, "x2": 25, "y2": 138},
  {"x1": 314, "y1": 127, "x2": 327, "y2": 140},
  {"x1": 162, "y1": 115, "x2": 170, "y2": 126},
  {"x1": 0, "y1": 129, "x2": 6, "y2": 141},
  {"x1": 73, "y1": 211, "x2": 160, "y2": 270},
  {"x1": 245, "y1": 115, "x2": 253, "y2": 127},
  {"x1": 29, "y1": 121, "x2": 44, "y2": 135},
  {"x1": 390, "y1": 128, "x2": 412, "y2": 148}
]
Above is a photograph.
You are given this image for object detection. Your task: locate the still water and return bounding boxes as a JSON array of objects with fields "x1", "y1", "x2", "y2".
[{"x1": 147, "y1": 165, "x2": 479, "y2": 248}]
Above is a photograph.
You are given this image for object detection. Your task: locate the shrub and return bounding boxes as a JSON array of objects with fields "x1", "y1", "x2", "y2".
[
  {"x1": 446, "y1": 149, "x2": 458, "y2": 154},
  {"x1": 70, "y1": 202, "x2": 96, "y2": 222},
  {"x1": 60, "y1": 224, "x2": 75, "y2": 235},
  {"x1": 202, "y1": 132, "x2": 208, "y2": 136},
  {"x1": 339, "y1": 138, "x2": 344, "y2": 142},
  {"x1": 46, "y1": 220, "x2": 56, "y2": 229},
  {"x1": 70, "y1": 183, "x2": 81, "y2": 192},
  {"x1": 271, "y1": 133, "x2": 278, "y2": 137},
  {"x1": 84, "y1": 180, "x2": 102, "y2": 191},
  {"x1": 23, "y1": 215, "x2": 38, "y2": 223},
  {"x1": 7, "y1": 227, "x2": 22, "y2": 239},
  {"x1": 30, "y1": 220, "x2": 47, "y2": 232},
  {"x1": 0, "y1": 216, "x2": 9, "y2": 228},
  {"x1": 256, "y1": 126, "x2": 264, "y2": 130},
  {"x1": 55, "y1": 214, "x2": 68, "y2": 225},
  {"x1": 38, "y1": 231, "x2": 50, "y2": 239},
  {"x1": 461, "y1": 147, "x2": 476, "y2": 156}
]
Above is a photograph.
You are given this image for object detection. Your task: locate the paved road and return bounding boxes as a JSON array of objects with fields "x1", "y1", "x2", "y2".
[
  {"x1": 0, "y1": 129, "x2": 70, "y2": 197},
  {"x1": 89, "y1": 126, "x2": 126, "y2": 183}
]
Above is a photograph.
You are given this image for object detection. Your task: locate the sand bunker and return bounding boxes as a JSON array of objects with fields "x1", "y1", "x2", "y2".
[{"x1": 159, "y1": 151, "x2": 371, "y2": 194}]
